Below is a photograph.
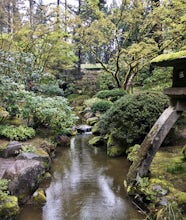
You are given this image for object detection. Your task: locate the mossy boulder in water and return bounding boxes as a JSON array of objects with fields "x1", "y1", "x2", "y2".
[
  {"x1": 107, "y1": 134, "x2": 125, "y2": 157},
  {"x1": 86, "y1": 116, "x2": 99, "y2": 126},
  {"x1": 0, "y1": 195, "x2": 20, "y2": 219},
  {"x1": 3, "y1": 159, "x2": 45, "y2": 204},
  {"x1": 0, "y1": 179, "x2": 20, "y2": 219},
  {"x1": 88, "y1": 136, "x2": 105, "y2": 147},
  {"x1": 31, "y1": 188, "x2": 46, "y2": 206},
  {"x1": 91, "y1": 123, "x2": 101, "y2": 136}
]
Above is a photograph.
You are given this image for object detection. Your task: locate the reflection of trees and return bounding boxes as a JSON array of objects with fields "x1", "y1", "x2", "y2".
[{"x1": 43, "y1": 135, "x2": 133, "y2": 219}]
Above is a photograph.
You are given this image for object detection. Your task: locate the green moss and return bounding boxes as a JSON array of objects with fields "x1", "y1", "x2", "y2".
[
  {"x1": 149, "y1": 178, "x2": 173, "y2": 191},
  {"x1": 107, "y1": 146, "x2": 125, "y2": 157},
  {"x1": 86, "y1": 117, "x2": 99, "y2": 126},
  {"x1": 0, "y1": 196, "x2": 20, "y2": 219},
  {"x1": 0, "y1": 143, "x2": 8, "y2": 154},
  {"x1": 127, "y1": 144, "x2": 141, "y2": 162},
  {"x1": 32, "y1": 189, "x2": 46, "y2": 205},
  {"x1": 88, "y1": 136, "x2": 104, "y2": 146},
  {"x1": 151, "y1": 50, "x2": 186, "y2": 65},
  {"x1": 91, "y1": 123, "x2": 100, "y2": 135},
  {"x1": 174, "y1": 191, "x2": 186, "y2": 205}
]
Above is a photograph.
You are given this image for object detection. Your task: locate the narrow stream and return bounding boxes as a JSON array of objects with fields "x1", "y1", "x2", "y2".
[{"x1": 17, "y1": 134, "x2": 145, "y2": 220}]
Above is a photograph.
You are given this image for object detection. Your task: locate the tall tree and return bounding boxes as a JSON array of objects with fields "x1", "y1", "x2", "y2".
[{"x1": 75, "y1": 0, "x2": 186, "y2": 91}]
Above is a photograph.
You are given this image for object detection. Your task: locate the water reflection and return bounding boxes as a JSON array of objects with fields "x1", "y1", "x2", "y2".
[{"x1": 17, "y1": 134, "x2": 144, "y2": 220}]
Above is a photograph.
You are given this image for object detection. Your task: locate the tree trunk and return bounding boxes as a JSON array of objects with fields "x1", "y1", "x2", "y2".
[
  {"x1": 29, "y1": 0, "x2": 34, "y2": 29},
  {"x1": 124, "y1": 71, "x2": 137, "y2": 91}
]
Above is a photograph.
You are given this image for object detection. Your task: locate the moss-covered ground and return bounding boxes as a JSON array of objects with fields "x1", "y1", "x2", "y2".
[{"x1": 151, "y1": 145, "x2": 186, "y2": 192}]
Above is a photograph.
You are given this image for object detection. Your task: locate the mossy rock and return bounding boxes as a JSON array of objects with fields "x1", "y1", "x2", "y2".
[
  {"x1": 107, "y1": 146, "x2": 125, "y2": 157},
  {"x1": 0, "y1": 143, "x2": 8, "y2": 156},
  {"x1": 106, "y1": 134, "x2": 126, "y2": 157},
  {"x1": 149, "y1": 178, "x2": 173, "y2": 191},
  {"x1": 86, "y1": 117, "x2": 99, "y2": 126},
  {"x1": 91, "y1": 123, "x2": 101, "y2": 136},
  {"x1": 0, "y1": 195, "x2": 20, "y2": 219},
  {"x1": 32, "y1": 188, "x2": 46, "y2": 206},
  {"x1": 150, "y1": 178, "x2": 186, "y2": 208},
  {"x1": 127, "y1": 144, "x2": 141, "y2": 162},
  {"x1": 88, "y1": 136, "x2": 104, "y2": 147}
]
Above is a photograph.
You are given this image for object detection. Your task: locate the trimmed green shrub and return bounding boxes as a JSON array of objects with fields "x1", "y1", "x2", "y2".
[
  {"x1": 91, "y1": 100, "x2": 113, "y2": 113},
  {"x1": 84, "y1": 97, "x2": 102, "y2": 108},
  {"x1": 94, "y1": 88, "x2": 127, "y2": 101},
  {"x1": 0, "y1": 125, "x2": 35, "y2": 141},
  {"x1": 98, "y1": 91, "x2": 168, "y2": 150}
]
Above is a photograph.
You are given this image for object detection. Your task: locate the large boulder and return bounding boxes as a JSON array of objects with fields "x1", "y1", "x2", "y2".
[
  {"x1": 17, "y1": 150, "x2": 51, "y2": 170},
  {"x1": 0, "y1": 141, "x2": 23, "y2": 158},
  {"x1": 3, "y1": 159, "x2": 45, "y2": 204}
]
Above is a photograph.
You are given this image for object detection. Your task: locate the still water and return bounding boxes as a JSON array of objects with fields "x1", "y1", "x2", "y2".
[{"x1": 17, "y1": 134, "x2": 144, "y2": 220}]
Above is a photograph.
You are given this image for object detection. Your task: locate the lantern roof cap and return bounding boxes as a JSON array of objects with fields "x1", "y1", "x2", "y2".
[{"x1": 151, "y1": 47, "x2": 186, "y2": 67}]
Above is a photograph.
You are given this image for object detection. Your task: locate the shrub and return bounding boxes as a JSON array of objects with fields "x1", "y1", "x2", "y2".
[
  {"x1": 0, "y1": 125, "x2": 35, "y2": 141},
  {"x1": 84, "y1": 97, "x2": 102, "y2": 108},
  {"x1": 0, "y1": 107, "x2": 9, "y2": 122},
  {"x1": 21, "y1": 95, "x2": 78, "y2": 134},
  {"x1": 36, "y1": 84, "x2": 64, "y2": 96},
  {"x1": 94, "y1": 88, "x2": 127, "y2": 101},
  {"x1": 98, "y1": 91, "x2": 168, "y2": 150},
  {"x1": 91, "y1": 100, "x2": 113, "y2": 113}
]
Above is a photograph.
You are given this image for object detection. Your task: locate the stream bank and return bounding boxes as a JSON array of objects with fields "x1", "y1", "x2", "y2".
[{"x1": 16, "y1": 134, "x2": 145, "y2": 220}]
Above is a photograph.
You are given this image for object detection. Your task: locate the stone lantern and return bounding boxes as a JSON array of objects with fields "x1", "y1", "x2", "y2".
[
  {"x1": 127, "y1": 49, "x2": 186, "y2": 184},
  {"x1": 154, "y1": 52, "x2": 186, "y2": 111}
]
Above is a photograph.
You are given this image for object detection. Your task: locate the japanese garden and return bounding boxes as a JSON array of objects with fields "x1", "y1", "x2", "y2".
[{"x1": 0, "y1": 0, "x2": 185, "y2": 219}]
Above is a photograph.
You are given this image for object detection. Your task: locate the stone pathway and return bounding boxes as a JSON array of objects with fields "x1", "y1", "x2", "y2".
[{"x1": 0, "y1": 158, "x2": 15, "y2": 179}]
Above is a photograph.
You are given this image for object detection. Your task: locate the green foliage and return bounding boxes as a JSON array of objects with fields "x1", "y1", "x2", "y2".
[
  {"x1": 0, "y1": 107, "x2": 9, "y2": 122},
  {"x1": 151, "y1": 49, "x2": 186, "y2": 64},
  {"x1": 35, "y1": 84, "x2": 64, "y2": 96},
  {"x1": 0, "y1": 179, "x2": 9, "y2": 201},
  {"x1": 98, "y1": 92, "x2": 168, "y2": 149},
  {"x1": 0, "y1": 49, "x2": 42, "y2": 85},
  {"x1": 127, "y1": 144, "x2": 141, "y2": 162},
  {"x1": 143, "y1": 67, "x2": 172, "y2": 90},
  {"x1": 96, "y1": 72, "x2": 117, "y2": 90},
  {"x1": 19, "y1": 145, "x2": 37, "y2": 154},
  {"x1": 94, "y1": 88, "x2": 126, "y2": 101},
  {"x1": 91, "y1": 100, "x2": 113, "y2": 113},
  {"x1": 0, "y1": 125, "x2": 35, "y2": 141},
  {"x1": 84, "y1": 97, "x2": 102, "y2": 108},
  {"x1": 21, "y1": 95, "x2": 78, "y2": 134},
  {"x1": 166, "y1": 162, "x2": 184, "y2": 174}
]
